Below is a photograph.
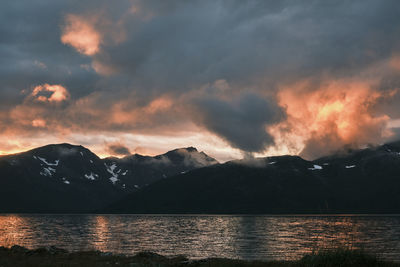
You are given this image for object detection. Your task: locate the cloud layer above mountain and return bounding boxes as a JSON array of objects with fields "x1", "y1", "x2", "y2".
[{"x1": 1, "y1": 0, "x2": 400, "y2": 160}]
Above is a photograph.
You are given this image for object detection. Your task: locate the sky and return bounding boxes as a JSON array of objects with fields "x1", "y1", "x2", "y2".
[{"x1": 1, "y1": 0, "x2": 400, "y2": 162}]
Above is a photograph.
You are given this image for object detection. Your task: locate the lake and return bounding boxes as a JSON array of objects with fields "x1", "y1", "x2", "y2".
[{"x1": 0, "y1": 214, "x2": 400, "y2": 261}]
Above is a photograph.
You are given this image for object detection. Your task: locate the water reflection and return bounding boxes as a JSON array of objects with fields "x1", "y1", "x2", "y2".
[
  {"x1": 0, "y1": 215, "x2": 32, "y2": 248},
  {"x1": 1, "y1": 214, "x2": 400, "y2": 261}
]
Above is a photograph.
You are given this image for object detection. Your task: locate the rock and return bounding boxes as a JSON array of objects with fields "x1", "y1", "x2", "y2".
[{"x1": 134, "y1": 251, "x2": 166, "y2": 260}]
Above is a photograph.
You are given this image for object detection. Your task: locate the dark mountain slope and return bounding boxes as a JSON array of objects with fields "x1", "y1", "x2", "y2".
[
  {"x1": 0, "y1": 144, "x2": 122, "y2": 212},
  {"x1": 106, "y1": 156, "x2": 332, "y2": 213},
  {"x1": 0, "y1": 144, "x2": 217, "y2": 213},
  {"x1": 106, "y1": 141, "x2": 400, "y2": 214}
]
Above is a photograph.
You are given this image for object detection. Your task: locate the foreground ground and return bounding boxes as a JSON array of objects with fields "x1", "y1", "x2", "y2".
[{"x1": 0, "y1": 246, "x2": 399, "y2": 267}]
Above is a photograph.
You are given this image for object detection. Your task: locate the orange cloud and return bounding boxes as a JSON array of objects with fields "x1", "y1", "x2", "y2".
[
  {"x1": 269, "y1": 78, "x2": 395, "y2": 159},
  {"x1": 106, "y1": 95, "x2": 175, "y2": 127},
  {"x1": 389, "y1": 54, "x2": 400, "y2": 71},
  {"x1": 144, "y1": 97, "x2": 173, "y2": 113},
  {"x1": 91, "y1": 60, "x2": 116, "y2": 76},
  {"x1": 61, "y1": 14, "x2": 102, "y2": 56},
  {"x1": 32, "y1": 119, "x2": 46, "y2": 128},
  {"x1": 31, "y1": 84, "x2": 70, "y2": 103}
]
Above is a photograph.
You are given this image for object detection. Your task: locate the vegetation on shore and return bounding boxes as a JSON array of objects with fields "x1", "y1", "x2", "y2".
[{"x1": 0, "y1": 245, "x2": 399, "y2": 267}]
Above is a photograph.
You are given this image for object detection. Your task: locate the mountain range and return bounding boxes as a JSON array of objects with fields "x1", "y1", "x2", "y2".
[
  {"x1": 2, "y1": 141, "x2": 400, "y2": 213},
  {"x1": 0, "y1": 144, "x2": 217, "y2": 212}
]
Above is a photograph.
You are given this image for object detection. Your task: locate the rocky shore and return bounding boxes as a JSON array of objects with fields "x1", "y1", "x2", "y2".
[{"x1": 0, "y1": 245, "x2": 399, "y2": 267}]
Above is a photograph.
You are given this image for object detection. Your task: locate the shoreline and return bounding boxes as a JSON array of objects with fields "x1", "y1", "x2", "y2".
[
  {"x1": 1, "y1": 245, "x2": 399, "y2": 267},
  {"x1": 3, "y1": 213, "x2": 400, "y2": 216}
]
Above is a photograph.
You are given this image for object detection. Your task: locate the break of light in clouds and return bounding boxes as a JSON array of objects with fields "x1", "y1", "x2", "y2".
[
  {"x1": 61, "y1": 14, "x2": 102, "y2": 56},
  {"x1": 1, "y1": 0, "x2": 400, "y2": 161},
  {"x1": 31, "y1": 84, "x2": 70, "y2": 103}
]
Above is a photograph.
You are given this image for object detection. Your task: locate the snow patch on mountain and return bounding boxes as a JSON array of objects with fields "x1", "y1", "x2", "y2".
[
  {"x1": 84, "y1": 172, "x2": 99, "y2": 180},
  {"x1": 40, "y1": 167, "x2": 56, "y2": 177},
  {"x1": 36, "y1": 156, "x2": 59, "y2": 166},
  {"x1": 345, "y1": 165, "x2": 356, "y2": 169},
  {"x1": 105, "y1": 163, "x2": 119, "y2": 184},
  {"x1": 308, "y1": 164, "x2": 323, "y2": 170}
]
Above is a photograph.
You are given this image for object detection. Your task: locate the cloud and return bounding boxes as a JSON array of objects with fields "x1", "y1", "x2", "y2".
[
  {"x1": 192, "y1": 92, "x2": 284, "y2": 153},
  {"x1": 32, "y1": 119, "x2": 46, "y2": 128},
  {"x1": 143, "y1": 155, "x2": 171, "y2": 165},
  {"x1": 61, "y1": 14, "x2": 102, "y2": 56},
  {"x1": 34, "y1": 60, "x2": 47, "y2": 69},
  {"x1": 31, "y1": 84, "x2": 70, "y2": 103},
  {"x1": 91, "y1": 60, "x2": 116, "y2": 76},
  {"x1": 105, "y1": 142, "x2": 131, "y2": 156},
  {"x1": 1, "y1": 0, "x2": 400, "y2": 161},
  {"x1": 270, "y1": 78, "x2": 396, "y2": 159},
  {"x1": 175, "y1": 148, "x2": 218, "y2": 167}
]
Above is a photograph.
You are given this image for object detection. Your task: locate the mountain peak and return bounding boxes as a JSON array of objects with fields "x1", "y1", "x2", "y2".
[
  {"x1": 28, "y1": 143, "x2": 94, "y2": 156},
  {"x1": 29, "y1": 143, "x2": 85, "y2": 152},
  {"x1": 167, "y1": 147, "x2": 198, "y2": 154},
  {"x1": 183, "y1": 146, "x2": 198, "y2": 152},
  {"x1": 161, "y1": 147, "x2": 218, "y2": 167}
]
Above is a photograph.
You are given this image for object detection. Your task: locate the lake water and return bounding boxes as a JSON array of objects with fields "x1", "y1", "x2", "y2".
[{"x1": 0, "y1": 214, "x2": 400, "y2": 261}]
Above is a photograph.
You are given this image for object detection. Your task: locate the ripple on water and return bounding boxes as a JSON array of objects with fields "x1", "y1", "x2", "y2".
[{"x1": 0, "y1": 214, "x2": 400, "y2": 261}]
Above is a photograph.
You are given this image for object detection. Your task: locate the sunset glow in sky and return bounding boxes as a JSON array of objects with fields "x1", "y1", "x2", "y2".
[{"x1": 1, "y1": 1, "x2": 400, "y2": 161}]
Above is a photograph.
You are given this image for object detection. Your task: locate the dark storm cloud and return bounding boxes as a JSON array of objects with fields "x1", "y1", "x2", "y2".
[
  {"x1": 105, "y1": 143, "x2": 131, "y2": 156},
  {"x1": 193, "y1": 93, "x2": 284, "y2": 152},
  {"x1": 1, "y1": 0, "x2": 400, "y2": 157},
  {"x1": 92, "y1": 0, "x2": 400, "y2": 91},
  {"x1": 3, "y1": 0, "x2": 400, "y2": 91}
]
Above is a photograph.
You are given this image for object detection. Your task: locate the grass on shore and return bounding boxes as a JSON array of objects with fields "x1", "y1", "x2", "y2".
[{"x1": 0, "y1": 245, "x2": 399, "y2": 267}]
